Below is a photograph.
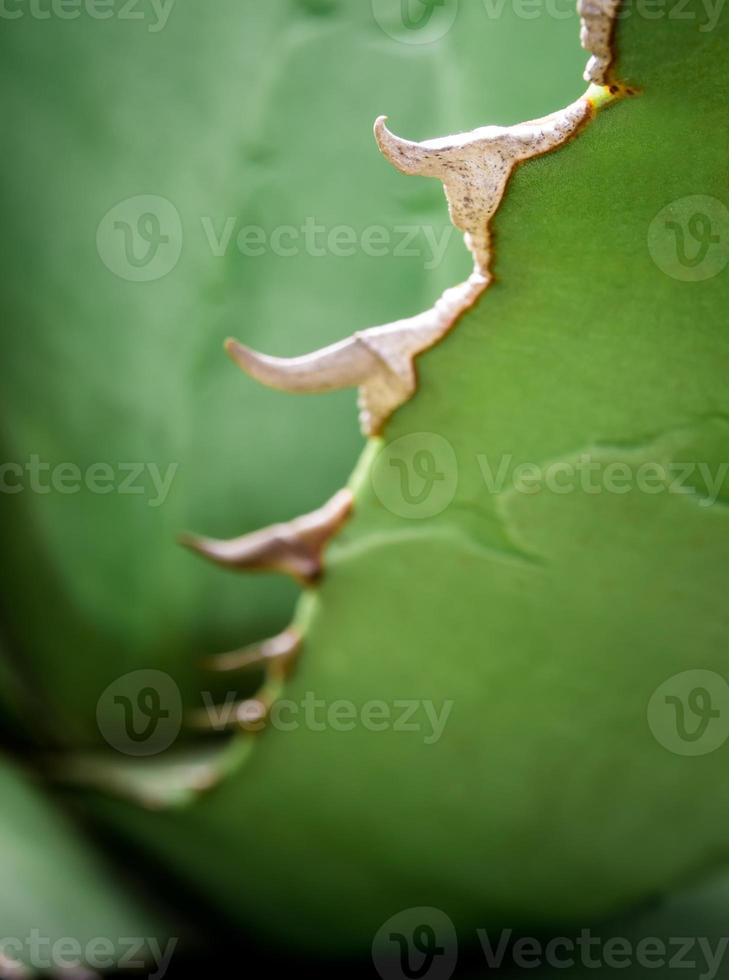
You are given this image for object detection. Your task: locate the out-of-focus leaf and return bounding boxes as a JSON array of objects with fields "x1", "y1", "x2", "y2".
[{"x1": 0, "y1": 755, "x2": 174, "y2": 972}]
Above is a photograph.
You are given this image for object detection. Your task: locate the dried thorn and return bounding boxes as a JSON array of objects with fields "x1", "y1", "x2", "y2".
[
  {"x1": 374, "y1": 100, "x2": 591, "y2": 273},
  {"x1": 224, "y1": 275, "x2": 486, "y2": 435},
  {"x1": 225, "y1": 336, "x2": 379, "y2": 392},
  {"x1": 180, "y1": 488, "x2": 353, "y2": 584},
  {"x1": 203, "y1": 628, "x2": 302, "y2": 674},
  {"x1": 374, "y1": 115, "x2": 451, "y2": 177},
  {"x1": 188, "y1": 695, "x2": 272, "y2": 735}
]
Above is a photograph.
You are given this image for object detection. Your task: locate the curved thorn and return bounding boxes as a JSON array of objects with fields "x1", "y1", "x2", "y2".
[
  {"x1": 225, "y1": 337, "x2": 379, "y2": 393},
  {"x1": 375, "y1": 100, "x2": 591, "y2": 275},
  {"x1": 188, "y1": 696, "x2": 269, "y2": 734},
  {"x1": 234, "y1": 698, "x2": 270, "y2": 731},
  {"x1": 203, "y1": 628, "x2": 302, "y2": 674},
  {"x1": 374, "y1": 115, "x2": 448, "y2": 178},
  {"x1": 180, "y1": 488, "x2": 354, "y2": 584}
]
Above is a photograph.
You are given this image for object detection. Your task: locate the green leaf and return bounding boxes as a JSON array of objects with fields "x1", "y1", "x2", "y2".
[
  {"x1": 82, "y1": 0, "x2": 729, "y2": 956},
  {"x1": 0, "y1": 755, "x2": 173, "y2": 972},
  {"x1": 451, "y1": 869, "x2": 729, "y2": 978}
]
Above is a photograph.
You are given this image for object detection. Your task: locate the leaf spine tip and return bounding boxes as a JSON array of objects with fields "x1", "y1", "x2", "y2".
[{"x1": 181, "y1": 488, "x2": 354, "y2": 585}]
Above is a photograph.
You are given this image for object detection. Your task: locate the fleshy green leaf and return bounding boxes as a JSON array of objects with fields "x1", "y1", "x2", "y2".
[
  {"x1": 82, "y1": 0, "x2": 729, "y2": 956},
  {"x1": 0, "y1": 755, "x2": 173, "y2": 971}
]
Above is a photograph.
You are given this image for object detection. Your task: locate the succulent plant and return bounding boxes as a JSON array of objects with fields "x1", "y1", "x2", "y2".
[{"x1": 2, "y1": 0, "x2": 729, "y2": 974}]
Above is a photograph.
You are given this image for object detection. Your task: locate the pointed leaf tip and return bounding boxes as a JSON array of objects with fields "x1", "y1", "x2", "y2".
[
  {"x1": 226, "y1": 333, "x2": 380, "y2": 393},
  {"x1": 374, "y1": 114, "x2": 444, "y2": 178}
]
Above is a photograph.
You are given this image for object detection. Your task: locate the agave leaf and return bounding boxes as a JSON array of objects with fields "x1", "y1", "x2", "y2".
[{"x1": 81, "y1": 0, "x2": 729, "y2": 956}]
